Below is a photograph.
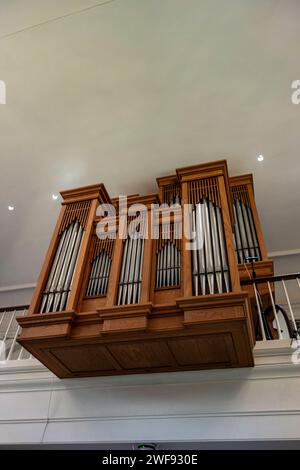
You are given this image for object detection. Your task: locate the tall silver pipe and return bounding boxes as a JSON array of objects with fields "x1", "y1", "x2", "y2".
[
  {"x1": 85, "y1": 258, "x2": 97, "y2": 296},
  {"x1": 156, "y1": 249, "x2": 160, "y2": 288},
  {"x1": 45, "y1": 220, "x2": 77, "y2": 313},
  {"x1": 132, "y1": 237, "x2": 141, "y2": 303},
  {"x1": 233, "y1": 203, "x2": 243, "y2": 263},
  {"x1": 121, "y1": 236, "x2": 133, "y2": 305},
  {"x1": 191, "y1": 208, "x2": 199, "y2": 295},
  {"x1": 137, "y1": 237, "x2": 145, "y2": 302},
  {"x1": 246, "y1": 205, "x2": 260, "y2": 259},
  {"x1": 44, "y1": 221, "x2": 74, "y2": 312},
  {"x1": 210, "y1": 201, "x2": 222, "y2": 294},
  {"x1": 216, "y1": 207, "x2": 230, "y2": 293},
  {"x1": 57, "y1": 223, "x2": 84, "y2": 311},
  {"x1": 241, "y1": 202, "x2": 255, "y2": 258},
  {"x1": 166, "y1": 241, "x2": 170, "y2": 286},
  {"x1": 128, "y1": 236, "x2": 138, "y2": 304},
  {"x1": 103, "y1": 257, "x2": 112, "y2": 294},
  {"x1": 102, "y1": 252, "x2": 111, "y2": 294},
  {"x1": 196, "y1": 202, "x2": 206, "y2": 295},
  {"x1": 161, "y1": 225, "x2": 166, "y2": 287},
  {"x1": 234, "y1": 200, "x2": 246, "y2": 262},
  {"x1": 235, "y1": 200, "x2": 249, "y2": 261},
  {"x1": 203, "y1": 199, "x2": 214, "y2": 294},
  {"x1": 53, "y1": 220, "x2": 79, "y2": 311},
  {"x1": 40, "y1": 229, "x2": 68, "y2": 312},
  {"x1": 238, "y1": 200, "x2": 251, "y2": 258},
  {"x1": 129, "y1": 236, "x2": 139, "y2": 303},
  {"x1": 91, "y1": 252, "x2": 102, "y2": 296},
  {"x1": 97, "y1": 251, "x2": 108, "y2": 295},
  {"x1": 118, "y1": 239, "x2": 129, "y2": 305},
  {"x1": 87, "y1": 254, "x2": 98, "y2": 296},
  {"x1": 171, "y1": 242, "x2": 175, "y2": 286}
]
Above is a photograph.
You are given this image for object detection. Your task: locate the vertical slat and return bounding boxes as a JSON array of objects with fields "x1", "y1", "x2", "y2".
[
  {"x1": 191, "y1": 208, "x2": 199, "y2": 295},
  {"x1": 216, "y1": 206, "x2": 230, "y2": 293},
  {"x1": 282, "y1": 280, "x2": 298, "y2": 332},
  {"x1": 253, "y1": 284, "x2": 267, "y2": 341},
  {"x1": 7, "y1": 309, "x2": 26, "y2": 361},
  {"x1": 246, "y1": 205, "x2": 260, "y2": 260},
  {"x1": 267, "y1": 281, "x2": 283, "y2": 340},
  {"x1": 1, "y1": 310, "x2": 16, "y2": 360},
  {"x1": 233, "y1": 203, "x2": 243, "y2": 263}
]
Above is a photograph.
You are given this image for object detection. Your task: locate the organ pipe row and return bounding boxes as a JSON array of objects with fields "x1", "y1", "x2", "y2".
[
  {"x1": 231, "y1": 184, "x2": 261, "y2": 264},
  {"x1": 117, "y1": 212, "x2": 146, "y2": 305},
  {"x1": 40, "y1": 219, "x2": 84, "y2": 313},
  {"x1": 155, "y1": 222, "x2": 181, "y2": 288},
  {"x1": 187, "y1": 178, "x2": 230, "y2": 296},
  {"x1": 191, "y1": 199, "x2": 230, "y2": 295},
  {"x1": 85, "y1": 238, "x2": 114, "y2": 297}
]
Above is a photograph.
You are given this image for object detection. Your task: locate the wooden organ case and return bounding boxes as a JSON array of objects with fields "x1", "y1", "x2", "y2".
[
  {"x1": 17, "y1": 160, "x2": 271, "y2": 378},
  {"x1": 229, "y1": 174, "x2": 274, "y2": 339}
]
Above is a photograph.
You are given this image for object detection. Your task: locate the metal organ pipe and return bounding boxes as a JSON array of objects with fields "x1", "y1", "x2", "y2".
[
  {"x1": 86, "y1": 238, "x2": 114, "y2": 297},
  {"x1": 191, "y1": 197, "x2": 230, "y2": 296},
  {"x1": 233, "y1": 198, "x2": 260, "y2": 263},
  {"x1": 40, "y1": 219, "x2": 84, "y2": 313},
  {"x1": 117, "y1": 212, "x2": 146, "y2": 305},
  {"x1": 155, "y1": 221, "x2": 181, "y2": 289}
]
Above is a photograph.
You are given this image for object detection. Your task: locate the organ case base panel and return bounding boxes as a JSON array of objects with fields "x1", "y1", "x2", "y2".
[{"x1": 17, "y1": 292, "x2": 254, "y2": 378}]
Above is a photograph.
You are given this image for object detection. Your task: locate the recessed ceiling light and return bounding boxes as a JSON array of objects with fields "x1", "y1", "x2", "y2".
[
  {"x1": 52, "y1": 194, "x2": 58, "y2": 200},
  {"x1": 257, "y1": 154, "x2": 264, "y2": 162},
  {"x1": 8, "y1": 205, "x2": 14, "y2": 211}
]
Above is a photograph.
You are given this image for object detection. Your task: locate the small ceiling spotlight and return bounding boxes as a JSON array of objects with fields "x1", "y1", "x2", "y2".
[
  {"x1": 257, "y1": 154, "x2": 264, "y2": 162},
  {"x1": 8, "y1": 205, "x2": 14, "y2": 211},
  {"x1": 52, "y1": 194, "x2": 59, "y2": 200}
]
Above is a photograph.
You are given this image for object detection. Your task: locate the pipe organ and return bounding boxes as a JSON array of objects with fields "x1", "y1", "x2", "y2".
[
  {"x1": 85, "y1": 237, "x2": 114, "y2": 297},
  {"x1": 117, "y1": 212, "x2": 146, "y2": 306},
  {"x1": 155, "y1": 221, "x2": 181, "y2": 289},
  {"x1": 232, "y1": 184, "x2": 261, "y2": 263},
  {"x1": 229, "y1": 175, "x2": 274, "y2": 339},
  {"x1": 18, "y1": 160, "x2": 272, "y2": 378},
  {"x1": 188, "y1": 178, "x2": 230, "y2": 296}
]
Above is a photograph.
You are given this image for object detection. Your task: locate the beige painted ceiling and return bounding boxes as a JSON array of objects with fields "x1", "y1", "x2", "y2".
[{"x1": 0, "y1": 0, "x2": 299, "y2": 287}]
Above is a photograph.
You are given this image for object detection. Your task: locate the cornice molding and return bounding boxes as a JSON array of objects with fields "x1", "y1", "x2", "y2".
[{"x1": 268, "y1": 248, "x2": 300, "y2": 258}]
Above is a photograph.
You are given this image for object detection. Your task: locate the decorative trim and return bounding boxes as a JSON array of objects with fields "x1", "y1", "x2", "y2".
[
  {"x1": 268, "y1": 249, "x2": 300, "y2": 258},
  {"x1": 0, "y1": 283, "x2": 35, "y2": 293}
]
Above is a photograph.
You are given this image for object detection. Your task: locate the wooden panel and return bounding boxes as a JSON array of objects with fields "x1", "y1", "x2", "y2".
[
  {"x1": 184, "y1": 305, "x2": 245, "y2": 324},
  {"x1": 168, "y1": 333, "x2": 236, "y2": 366},
  {"x1": 153, "y1": 287, "x2": 182, "y2": 304},
  {"x1": 107, "y1": 341, "x2": 175, "y2": 369},
  {"x1": 102, "y1": 315, "x2": 147, "y2": 334},
  {"x1": 50, "y1": 344, "x2": 119, "y2": 373}
]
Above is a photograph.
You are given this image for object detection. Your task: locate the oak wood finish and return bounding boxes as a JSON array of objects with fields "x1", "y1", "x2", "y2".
[
  {"x1": 18, "y1": 291, "x2": 253, "y2": 378},
  {"x1": 230, "y1": 174, "x2": 269, "y2": 261},
  {"x1": 17, "y1": 160, "x2": 271, "y2": 379}
]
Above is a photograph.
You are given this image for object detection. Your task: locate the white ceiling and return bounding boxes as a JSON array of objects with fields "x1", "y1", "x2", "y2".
[{"x1": 0, "y1": 0, "x2": 299, "y2": 287}]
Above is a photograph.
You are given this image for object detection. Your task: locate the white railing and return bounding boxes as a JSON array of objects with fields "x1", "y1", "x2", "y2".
[
  {"x1": 241, "y1": 273, "x2": 300, "y2": 342},
  {"x1": 0, "y1": 305, "x2": 32, "y2": 363}
]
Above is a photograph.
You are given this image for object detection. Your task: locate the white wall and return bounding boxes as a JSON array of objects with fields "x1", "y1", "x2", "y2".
[
  {"x1": 0, "y1": 285, "x2": 34, "y2": 308},
  {"x1": 0, "y1": 343, "x2": 300, "y2": 447},
  {"x1": 0, "y1": 254, "x2": 299, "y2": 447}
]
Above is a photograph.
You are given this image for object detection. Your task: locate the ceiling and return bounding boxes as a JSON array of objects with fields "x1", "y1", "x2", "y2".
[{"x1": 0, "y1": 0, "x2": 299, "y2": 287}]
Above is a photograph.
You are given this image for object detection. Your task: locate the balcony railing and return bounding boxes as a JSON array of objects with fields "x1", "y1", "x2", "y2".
[
  {"x1": 241, "y1": 273, "x2": 300, "y2": 342},
  {"x1": 0, "y1": 305, "x2": 31, "y2": 363},
  {"x1": 1, "y1": 272, "x2": 299, "y2": 369}
]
